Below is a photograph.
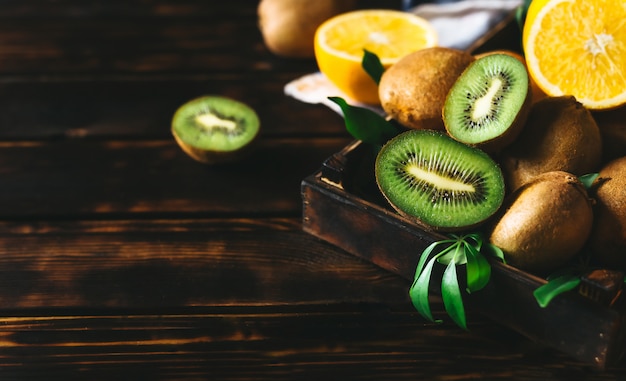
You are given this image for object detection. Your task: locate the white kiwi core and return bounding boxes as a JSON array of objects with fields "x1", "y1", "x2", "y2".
[
  {"x1": 472, "y1": 78, "x2": 503, "y2": 121},
  {"x1": 407, "y1": 164, "x2": 475, "y2": 193},
  {"x1": 196, "y1": 113, "x2": 238, "y2": 132}
]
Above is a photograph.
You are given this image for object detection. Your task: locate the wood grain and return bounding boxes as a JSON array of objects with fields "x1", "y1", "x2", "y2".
[
  {"x1": 0, "y1": 218, "x2": 410, "y2": 309},
  {"x1": 0, "y1": 137, "x2": 350, "y2": 217},
  {"x1": 0, "y1": 310, "x2": 589, "y2": 381},
  {"x1": 0, "y1": 0, "x2": 624, "y2": 379}
]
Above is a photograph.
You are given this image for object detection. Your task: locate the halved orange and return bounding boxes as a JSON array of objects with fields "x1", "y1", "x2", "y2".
[
  {"x1": 314, "y1": 9, "x2": 437, "y2": 105},
  {"x1": 523, "y1": 0, "x2": 626, "y2": 110}
]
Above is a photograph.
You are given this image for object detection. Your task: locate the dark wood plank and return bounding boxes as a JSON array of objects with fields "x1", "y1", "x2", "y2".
[
  {"x1": 0, "y1": 137, "x2": 350, "y2": 218},
  {"x1": 0, "y1": 308, "x2": 622, "y2": 381},
  {"x1": 0, "y1": 218, "x2": 409, "y2": 309},
  {"x1": 0, "y1": 1, "x2": 400, "y2": 76},
  {"x1": 0, "y1": 79, "x2": 346, "y2": 139},
  {"x1": 0, "y1": 2, "x2": 258, "y2": 19},
  {"x1": 0, "y1": 2, "x2": 279, "y2": 76}
]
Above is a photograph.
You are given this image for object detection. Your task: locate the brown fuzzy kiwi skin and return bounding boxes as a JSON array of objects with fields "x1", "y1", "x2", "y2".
[
  {"x1": 488, "y1": 171, "x2": 594, "y2": 276},
  {"x1": 258, "y1": 0, "x2": 357, "y2": 58},
  {"x1": 378, "y1": 47, "x2": 475, "y2": 131},
  {"x1": 587, "y1": 156, "x2": 626, "y2": 271},
  {"x1": 592, "y1": 106, "x2": 626, "y2": 164},
  {"x1": 172, "y1": 131, "x2": 258, "y2": 165},
  {"x1": 497, "y1": 95, "x2": 603, "y2": 192}
]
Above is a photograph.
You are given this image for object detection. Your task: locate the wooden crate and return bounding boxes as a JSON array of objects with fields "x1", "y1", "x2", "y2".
[
  {"x1": 301, "y1": 139, "x2": 626, "y2": 369},
  {"x1": 300, "y1": 11, "x2": 626, "y2": 368}
]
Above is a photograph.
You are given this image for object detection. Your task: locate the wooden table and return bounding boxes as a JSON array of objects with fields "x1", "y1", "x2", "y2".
[{"x1": 0, "y1": 1, "x2": 624, "y2": 379}]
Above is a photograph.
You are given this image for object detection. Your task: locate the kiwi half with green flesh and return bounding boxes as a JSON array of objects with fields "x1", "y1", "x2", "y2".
[
  {"x1": 172, "y1": 96, "x2": 260, "y2": 164},
  {"x1": 443, "y1": 53, "x2": 531, "y2": 153},
  {"x1": 375, "y1": 129, "x2": 505, "y2": 232}
]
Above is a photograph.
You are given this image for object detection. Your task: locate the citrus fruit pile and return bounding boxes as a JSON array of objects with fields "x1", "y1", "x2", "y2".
[{"x1": 314, "y1": 9, "x2": 437, "y2": 104}]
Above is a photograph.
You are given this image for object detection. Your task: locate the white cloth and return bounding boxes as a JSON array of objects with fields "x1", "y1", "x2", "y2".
[
  {"x1": 411, "y1": 0, "x2": 522, "y2": 49},
  {"x1": 284, "y1": 0, "x2": 523, "y2": 113}
]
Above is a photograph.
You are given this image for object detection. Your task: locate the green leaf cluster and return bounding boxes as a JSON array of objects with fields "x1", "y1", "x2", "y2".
[{"x1": 409, "y1": 233, "x2": 504, "y2": 330}]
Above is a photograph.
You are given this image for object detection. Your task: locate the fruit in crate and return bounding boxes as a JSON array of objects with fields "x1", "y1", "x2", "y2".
[
  {"x1": 588, "y1": 156, "x2": 626, "y2": 271},
  {"x1": 442, "y1": 53, "x2": 531, "y2": 153},
  {"x1": 497, "y1": 95, "x2": 602, "y2": 192},
  {"x1": 522, "y1": 0, "x2": 626, "y2": 110},
  {"x1": 473, "y1": 50, "x2": 546, "y2": 104},
  {"x1": 488, "y1": 171, "x2": 594, "y2": 275},
  {"x1": 379, "y1": 47, "x2": 474, "y2": 130},
  {"x1": 314, "y1": 9, "x2": 437, "y2": 105},
  {"x1": 374, "y1": 129, "x2": 505, "y2": 232},
  {"x1": 593, "y1": 106, "x2": 626, "y2": 163}
]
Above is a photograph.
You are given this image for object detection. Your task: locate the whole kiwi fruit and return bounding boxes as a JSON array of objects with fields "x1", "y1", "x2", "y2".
[
  {"x1": 258, "y1": 0, "x2": 357, "y2": 58},
  {"x1": 488, "y1": 171, "x2": 594, "y2": 275},
  {"x1": 587, "y1": 156, "x2": 626, "y2": 270},
  {"x1": 171, "y1": 95, "x2": 260, "y2": 165},
  {"x1": 378, "y1": 47, "x2": 475, "y2": 131},
  {"x1": 375, "y1": 129, "x2": 505, "y2": 232},
  {"x1": 498, "y1": 95, "x2": 603, "y2": 192},
  {"x1": 592, "y1": 106, "x2": 626, "y2": 164},
  {"x1": 443, "y1": 53, "x2": 531, "y2": 153}
]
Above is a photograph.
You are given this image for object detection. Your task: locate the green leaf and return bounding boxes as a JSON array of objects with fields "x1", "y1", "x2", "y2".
[
  {"x1": 464, "y1": 242, "x2": 491, "y2": 293},
  {"x1": 437, "y1": 241, "x2": 465, "y2": 265},
  {"x1": 484, "y1": 242, "x2": 506, "y2": 264},
  {"x1": 533, "y1": 274, "x2": 582, "y2": 308},
  {"x1": 409, "y1": 253, "x2": 448, "y2": 322},
  {"x1": 409, "y1": 240, "x2": 456, "y2": 324},
  {"x1": 362, "y1": 49, "x2": 385, "y2": 85},
  {"x1": 328, "y1": 96, "x2": 400, "y2": 146},
  {"x1": 515, "y1": 0, "x2": 533, "y2": 54},
  {"x1": 409, "y1": 255, "x2": 439, "y2": 323},
  {"x1": 462, "y1": 233, "x2": 483, "y2": 250},
  {"x1": 441, "y1": 260, "x2": 467, "y2": 330},
  {"x1": 515, "y1": 0, "x2": 533, "y2": 31},
  {"x1": 415, "y1": 240, "x2": 448, "y2": 276},
  {"x1": 579, "y1": 173, "x2": 599, "y2": 189}
]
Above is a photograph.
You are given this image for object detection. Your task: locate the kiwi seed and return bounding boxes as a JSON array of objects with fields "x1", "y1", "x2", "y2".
[
  {"x1": 443, "y1": 53, "x2": 531, "y2": 153},
  {"x1": 171, "y1": 95, "x2": 260, "y2": 164},
  {"x1": 375, "y1": 129, "x2": 505, "y2": 232}
]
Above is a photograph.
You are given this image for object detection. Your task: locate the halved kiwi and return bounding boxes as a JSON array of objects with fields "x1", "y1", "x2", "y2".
[
  {"x1": 375, "y1": 129, "x2": 505, "y2": 232},
  {"x1": 172, "y1": 95, "x2": 260, "y2": 164},
  {"x1": 443, "y1": 53, "x2": 531, "y2": 153}
]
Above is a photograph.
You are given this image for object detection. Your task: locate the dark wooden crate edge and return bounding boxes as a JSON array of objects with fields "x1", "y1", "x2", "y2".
[{"x1": 301, "y1": 141, "x2": 626, "y2": 369}]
